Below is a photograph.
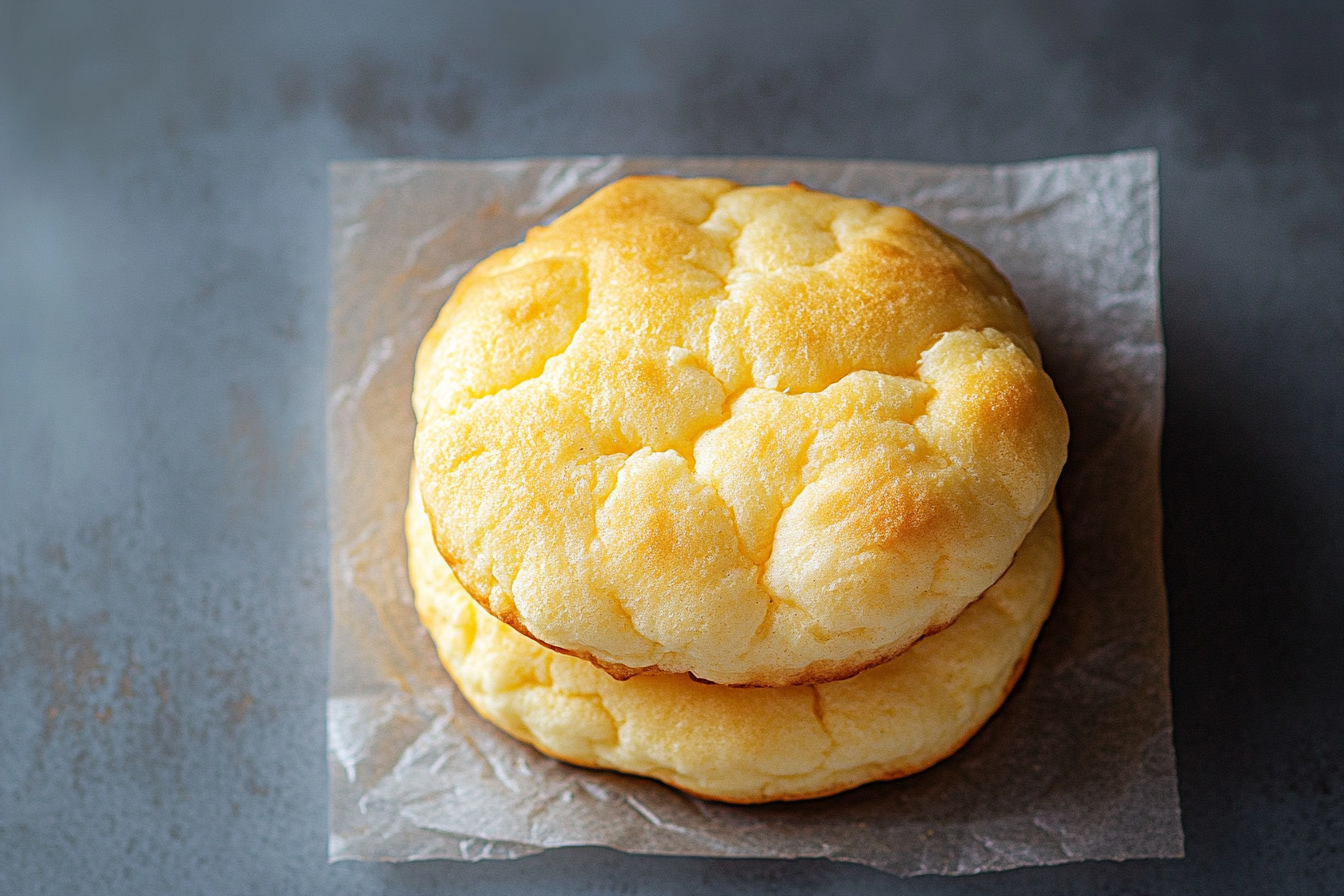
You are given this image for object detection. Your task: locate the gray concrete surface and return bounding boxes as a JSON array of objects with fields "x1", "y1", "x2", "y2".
[{"x1": 1, "y1": 1, "x2": 1340, "y2": 893}]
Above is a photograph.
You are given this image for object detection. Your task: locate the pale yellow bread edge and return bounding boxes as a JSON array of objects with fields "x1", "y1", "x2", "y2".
[{"x1": 407, "y1": 475, "x2": 1062, "y2": 804}]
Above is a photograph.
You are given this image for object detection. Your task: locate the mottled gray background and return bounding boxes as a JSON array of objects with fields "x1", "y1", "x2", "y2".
[{"x1": 0, "y1": 2, "x2": 1339, "y2": 894}]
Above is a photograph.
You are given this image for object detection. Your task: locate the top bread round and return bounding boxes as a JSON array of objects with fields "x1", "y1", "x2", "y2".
[{"x1": 413, "y1": 176, "x2": 1068, "y2": 687}]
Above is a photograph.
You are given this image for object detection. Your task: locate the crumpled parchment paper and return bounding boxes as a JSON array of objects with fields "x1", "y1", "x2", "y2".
[{"x1": 325, "y1": 152, "x2": 1183, "y2": 874}]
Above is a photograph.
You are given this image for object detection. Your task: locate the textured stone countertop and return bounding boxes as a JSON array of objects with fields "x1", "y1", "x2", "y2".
[{"x1": 1, "y1": 2, "x2": 1339, "y2": 893}]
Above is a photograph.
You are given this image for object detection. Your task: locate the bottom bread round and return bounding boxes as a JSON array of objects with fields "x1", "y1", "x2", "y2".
[{"x1": 407, "y1": 478, "x2": 1063, "y2": 804}]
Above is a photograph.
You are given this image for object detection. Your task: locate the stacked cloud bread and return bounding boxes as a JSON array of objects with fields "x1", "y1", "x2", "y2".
[{"x1": 407, "y1": 176, "x2": 1069, "y2": 803}]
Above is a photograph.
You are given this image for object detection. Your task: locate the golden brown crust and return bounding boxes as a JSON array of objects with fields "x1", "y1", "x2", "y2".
[
  {"x1": 407, "y1": 472, "x2": 1064, "y2": 804},
  {"x1": 413, "y1": 176, "x2": 1069, "y2": 686}
]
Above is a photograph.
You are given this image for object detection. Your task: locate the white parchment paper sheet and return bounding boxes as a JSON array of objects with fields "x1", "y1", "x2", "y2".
[{"x1": 325, "y1": 152, "x2": 1183, "y2": 874}]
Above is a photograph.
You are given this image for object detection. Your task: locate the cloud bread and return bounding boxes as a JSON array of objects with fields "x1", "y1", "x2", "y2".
[
  {"x1": 413, "y1": 176, "x2": 1069, "y2": 686},
  {"x1": 407, "y1": 477, "x2": 1063, "y2": 804}
]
